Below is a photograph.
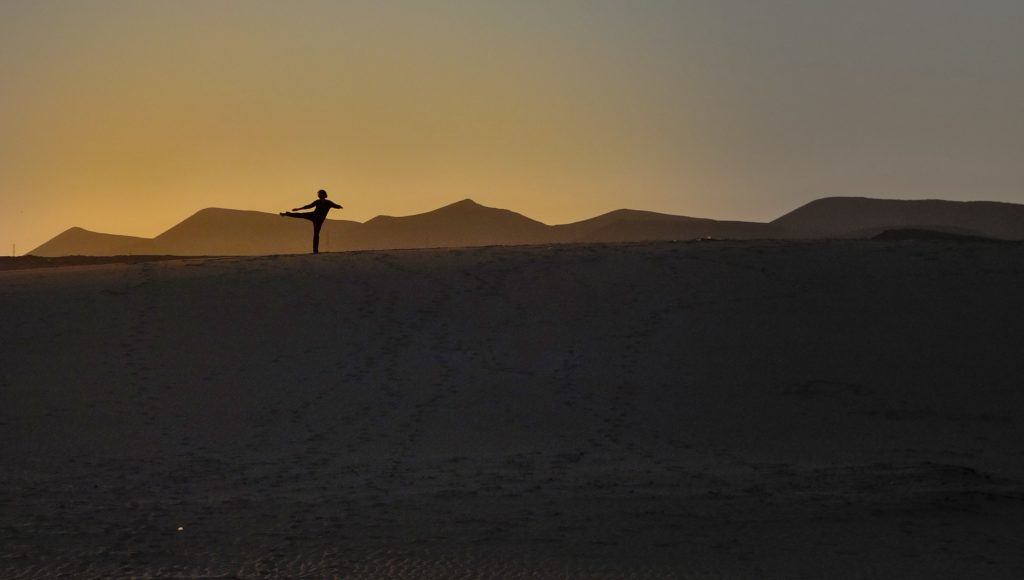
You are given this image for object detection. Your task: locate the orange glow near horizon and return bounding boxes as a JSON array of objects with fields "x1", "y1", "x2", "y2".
[{"x1": 2, "y1": 1, "x2": 1023, "y2": 252}]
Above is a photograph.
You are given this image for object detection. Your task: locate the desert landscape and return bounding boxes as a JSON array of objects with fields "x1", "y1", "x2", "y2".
[
  {"x1": 2, "y1": 238, "x2": 1023, "y2": 578},
  {"x1": 5, "y1": 1, "x2": 1023, "y2": 577}
]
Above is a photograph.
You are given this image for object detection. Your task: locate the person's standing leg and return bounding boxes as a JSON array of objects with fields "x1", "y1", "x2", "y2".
[{"x1": 312, "y1": 219, "x2": 324, "y2": 254}]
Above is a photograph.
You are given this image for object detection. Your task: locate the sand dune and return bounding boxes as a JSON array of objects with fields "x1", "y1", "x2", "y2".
[{"x1": 2, "y1": 241, "x2": 1023, "y2": 578}]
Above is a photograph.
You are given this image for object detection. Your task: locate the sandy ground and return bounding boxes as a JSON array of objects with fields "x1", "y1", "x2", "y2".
[
  {"x1": 0, "y1": 255, "x2": 190, "y2": 272},
  {"x1": 1, "y1": 240, "x2": 1023, "y2": 579}
]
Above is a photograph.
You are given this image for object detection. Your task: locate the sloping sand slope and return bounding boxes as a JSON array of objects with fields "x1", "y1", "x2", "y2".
[{"x1": 1, "y1": 241, "x2": 1023, "y2": 578}]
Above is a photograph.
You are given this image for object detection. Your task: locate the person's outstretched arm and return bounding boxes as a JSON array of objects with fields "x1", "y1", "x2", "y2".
[
  {"x1": 293, "y1": 200, "x2": 317, "y2": 211},
  {"x1": 330, "y1": 200, "x2": 342, "y2": 209}
]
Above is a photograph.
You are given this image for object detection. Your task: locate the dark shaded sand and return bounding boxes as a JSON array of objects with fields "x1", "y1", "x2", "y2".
[
  {"x1": 872, "y1": 228, "x2": 999, "y2": 242},
  {"x1": 1, "y1": 240, "x2": 1023, "y2": 578},
  {"x1": 0, "y1": 255, "x2": 200, "y2": 272}
]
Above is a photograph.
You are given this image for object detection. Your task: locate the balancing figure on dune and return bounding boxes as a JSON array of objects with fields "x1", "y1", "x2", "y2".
[{"x1": 280, "y1": 189, "x2": 342, "y2": 254}]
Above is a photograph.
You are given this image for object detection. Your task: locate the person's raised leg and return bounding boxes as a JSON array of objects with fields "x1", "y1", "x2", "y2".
[{"x1": 281, "y1": 212, "x2": 315, "y2": 219}]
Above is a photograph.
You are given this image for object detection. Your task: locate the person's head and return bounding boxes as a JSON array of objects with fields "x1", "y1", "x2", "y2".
[{"x1": 317, "y1": 189, "x2": 327, "y2": 199}]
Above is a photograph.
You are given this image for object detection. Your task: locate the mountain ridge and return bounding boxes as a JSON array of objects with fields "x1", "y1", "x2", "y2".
[
  {"x1": 28, "y1": 196, "x2": 1024, "y2": 256},
  {"x1": 772, "y1": 196, "x2": 1024, "y2": 239},
  {"x1": 30, "y1": 227, "x2": 150, "y2": 257}
]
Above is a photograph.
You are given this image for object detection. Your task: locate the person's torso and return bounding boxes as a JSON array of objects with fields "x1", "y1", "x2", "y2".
[{"x1": 311, "y1": 199, "x2": 336, "y2": 218}]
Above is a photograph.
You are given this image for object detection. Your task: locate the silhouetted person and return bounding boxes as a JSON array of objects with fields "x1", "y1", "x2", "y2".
[{"x1": 280, "y1": 189, "x2": 342, "y2": 254}]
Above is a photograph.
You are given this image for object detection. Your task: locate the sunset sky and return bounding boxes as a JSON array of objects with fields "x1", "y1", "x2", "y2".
[{"x1": 2, "y1": 1, "x2": 1023, "y2": 253}]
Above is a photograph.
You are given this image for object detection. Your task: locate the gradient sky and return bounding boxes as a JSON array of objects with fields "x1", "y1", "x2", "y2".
[{"x1": 2, "y1": 0, "x2": 1023, "y2": 252}]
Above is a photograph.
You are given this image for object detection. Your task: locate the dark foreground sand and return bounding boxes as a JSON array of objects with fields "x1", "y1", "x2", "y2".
[{"x1": 1, "y1": 240, "x2": 1023, "y2": 579}]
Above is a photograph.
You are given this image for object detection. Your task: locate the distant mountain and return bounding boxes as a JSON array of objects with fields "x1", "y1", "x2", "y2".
[
  {"x1": 30, "y1": 209, "x2": 360, "y2": 257},
  {"x1": 342, "y1": 199, "x2": 553, "y2": 250},
  {"x1": 29, "y1": 196, "x2": 1024, "y2": 257},
  {"x1": 772, "y1": 197, "x2": 1024, "y2": 240},
  {"x1": 135, "y1": 208, "x2": 361, "y2": 256},
  {"x1": 554, "y1": 209, "x2": 792, "y2": 242},
  {"x1": 30, "y1": 227, "x2": 148, "y2": 257}
]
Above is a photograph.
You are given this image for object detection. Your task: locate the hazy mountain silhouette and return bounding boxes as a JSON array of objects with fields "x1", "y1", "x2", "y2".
[
  {"x1": 342, "y1": 199, "x2": 552, "y2": 250},
  {"x1": 135, "y1": 208, "x2": 360, "y2": 256},
  {"x1": 553, "y1": 209, "x2": 792, "y2": 242},
  {"x1": 30, "y1": 209, "x2": 360, "y2": 257},
  {"x1": 28, "y1": 196, "x2": 1024, "y2": 256},
  {"x1": 30, "y1": 227, "x2": 148, "y2": 257},
  {"x1": 772, "y1": 197, "x2": 1024, "y2": 240}
]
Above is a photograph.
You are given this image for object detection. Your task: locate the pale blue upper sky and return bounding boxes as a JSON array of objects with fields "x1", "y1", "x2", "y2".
[{"x1": 2, "y1": 1, "x2": 1022, "y2": 250}]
